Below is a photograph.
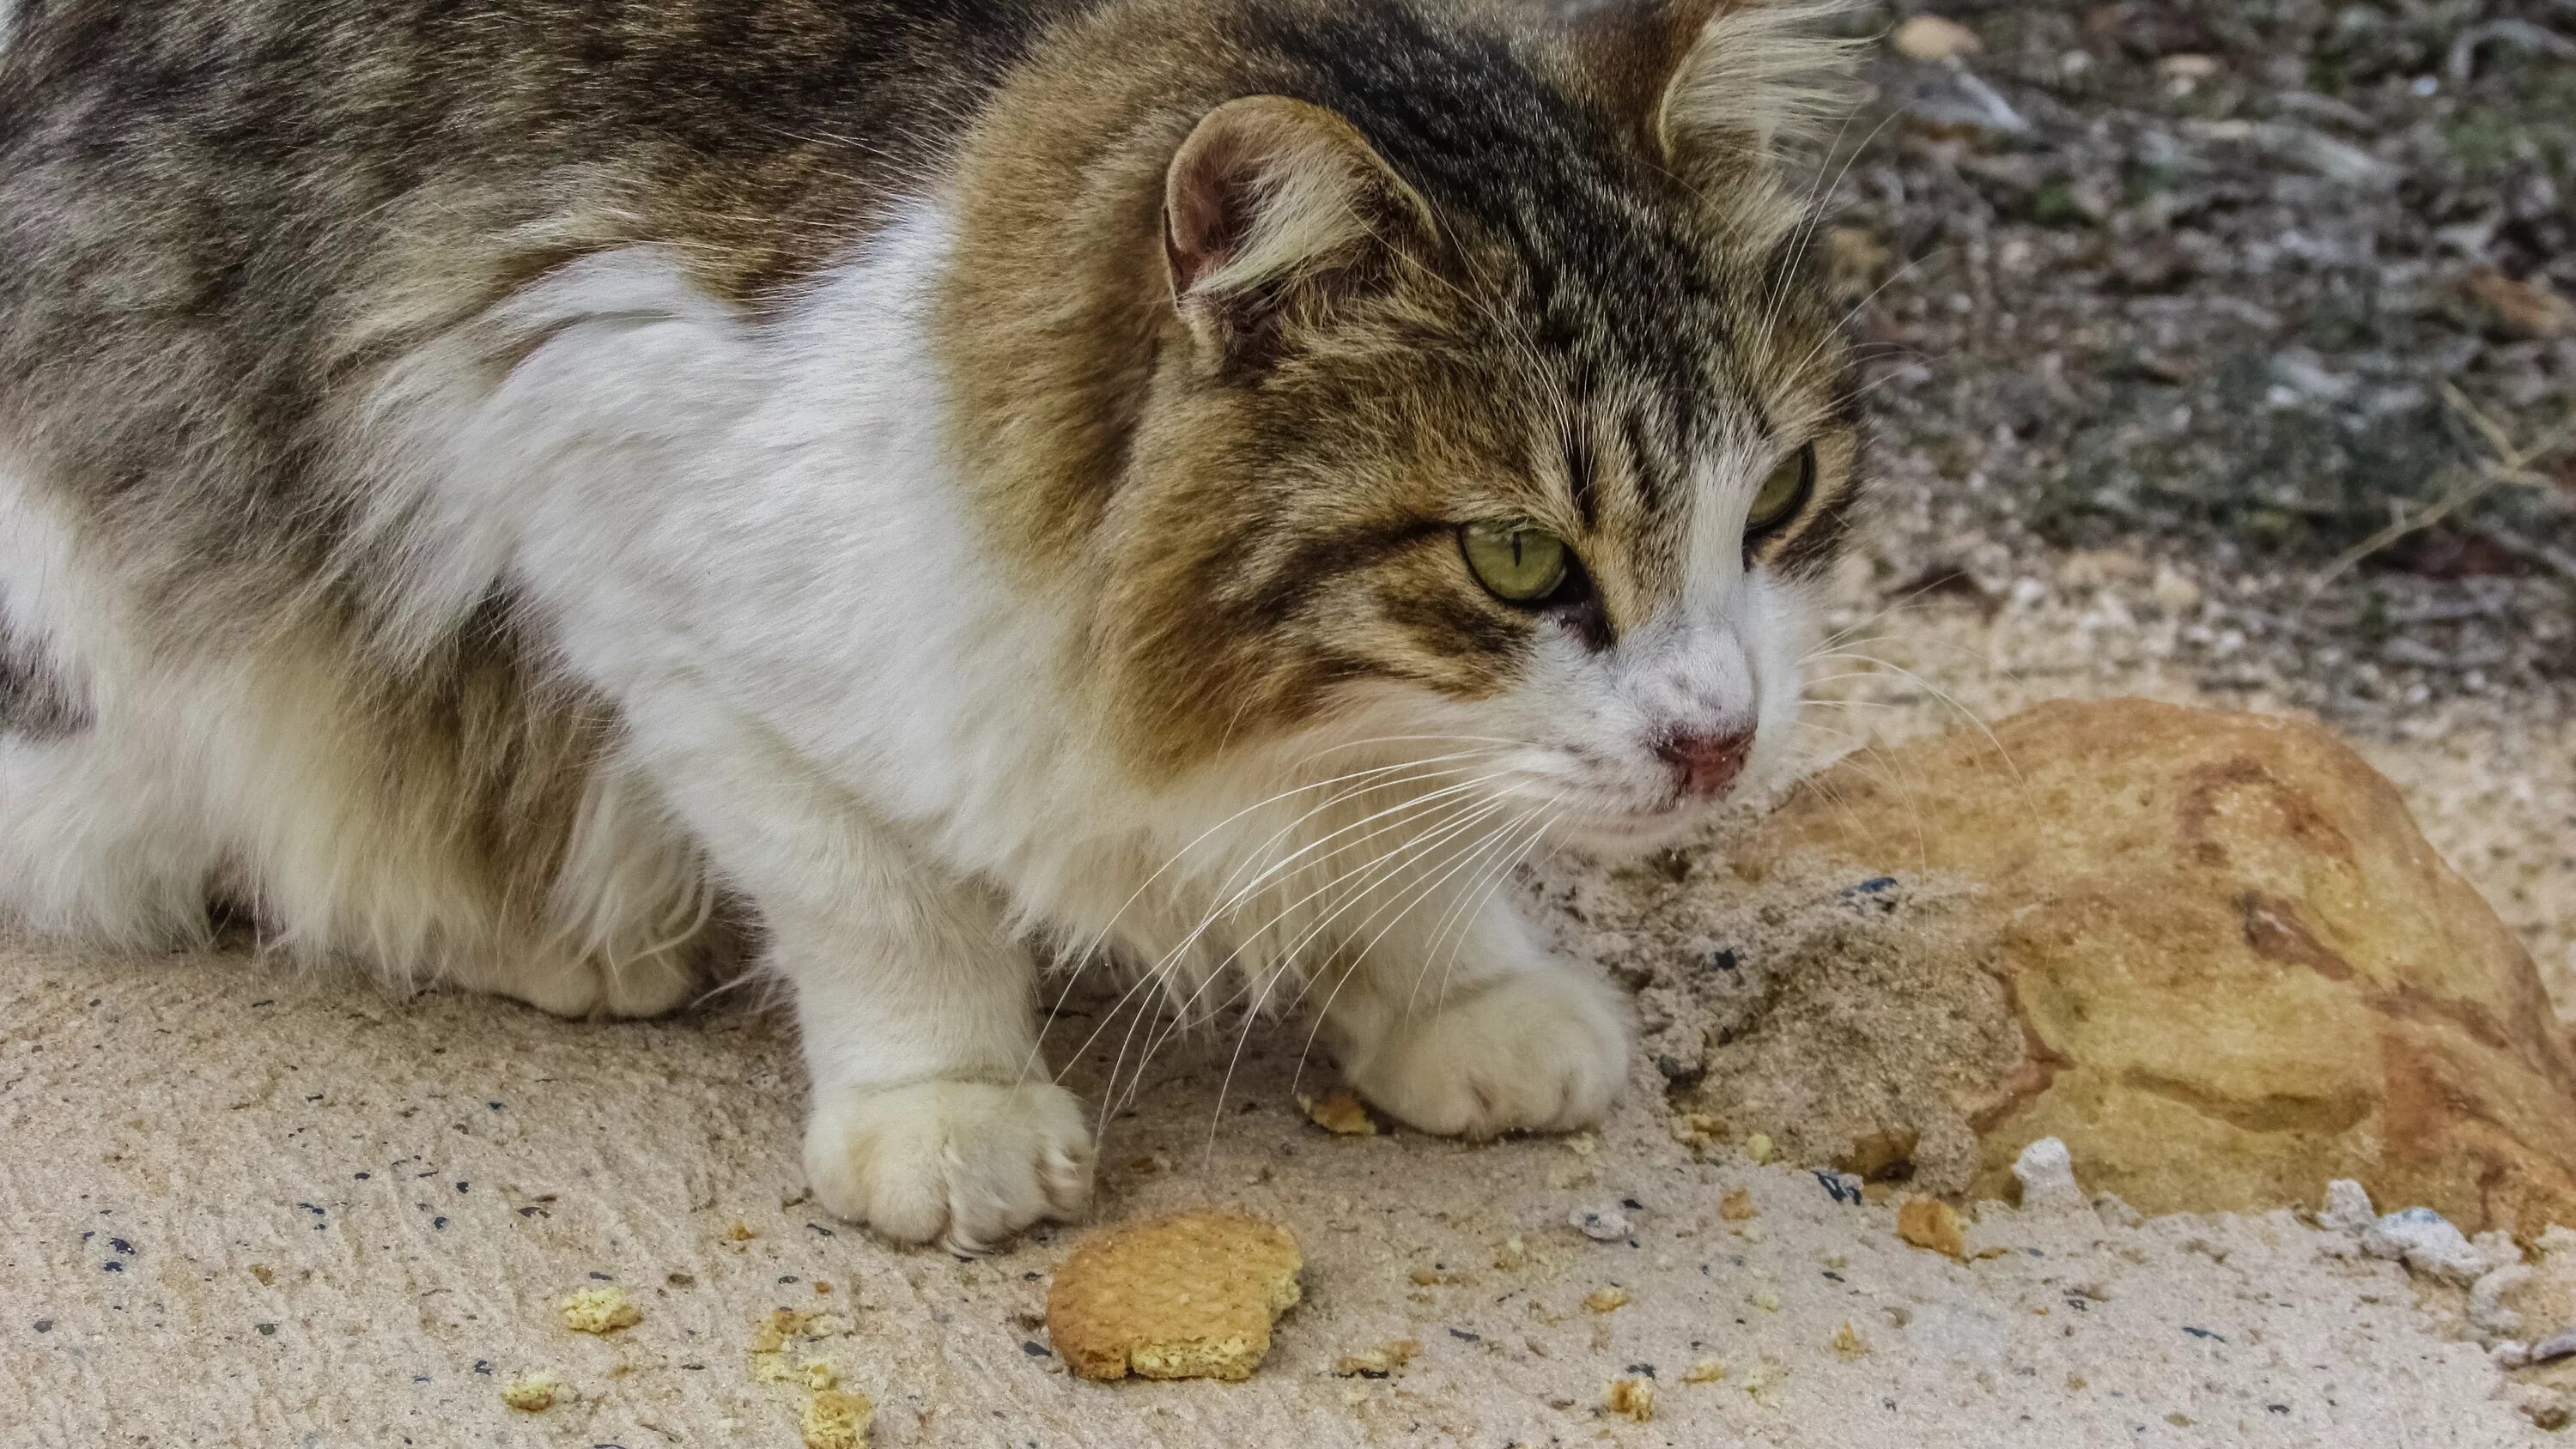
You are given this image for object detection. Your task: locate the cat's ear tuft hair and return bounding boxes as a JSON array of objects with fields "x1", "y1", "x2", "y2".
[
  {"x1": 1563, "y1": 0, "x2": 1863, "y2": 168},
  {"x1": 1163, "y1": 95, "x2": 1433, "y2": 353}
]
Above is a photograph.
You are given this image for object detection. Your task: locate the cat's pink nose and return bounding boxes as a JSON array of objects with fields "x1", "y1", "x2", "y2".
[{"x1": 1657, "y1": 729, "x2": 1754, "y2": 797}]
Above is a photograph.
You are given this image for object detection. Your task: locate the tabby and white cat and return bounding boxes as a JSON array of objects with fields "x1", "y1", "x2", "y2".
[{"x1": 0, "y1": 0, "x2": 1864, "y2": 1250}]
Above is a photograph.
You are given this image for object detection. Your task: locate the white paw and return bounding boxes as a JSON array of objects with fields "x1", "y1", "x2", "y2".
[
  {"x1": 1345, "y1": 970, "x2": 1631, "y2": 1139},
  {"x1": 803, "y1": 1080, "x2": 1095, "y2": 1252}
]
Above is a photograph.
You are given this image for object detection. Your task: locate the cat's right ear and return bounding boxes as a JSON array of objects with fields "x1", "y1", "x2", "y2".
[{"x1": 1162, "y1": 96, "x2": 1433, "y2": 359}]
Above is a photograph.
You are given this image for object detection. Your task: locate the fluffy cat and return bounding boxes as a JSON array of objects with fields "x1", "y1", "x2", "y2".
[{"x1": 0, "y1": 0, "x2": 1865, "y2": 1251}]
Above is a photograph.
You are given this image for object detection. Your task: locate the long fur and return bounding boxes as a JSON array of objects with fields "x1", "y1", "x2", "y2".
[{"x1": 0, "y1": 0, "x2": 1867, "y2": 1250}]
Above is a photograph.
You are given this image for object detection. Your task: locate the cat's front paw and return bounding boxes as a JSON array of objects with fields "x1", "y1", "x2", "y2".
[
  {"x1": 1344, "y1": 970, "x2": 1631, "y2": 1138},
  {"x1": 802, "y1": 1080, "x2": 1094, "y2": 1253}
]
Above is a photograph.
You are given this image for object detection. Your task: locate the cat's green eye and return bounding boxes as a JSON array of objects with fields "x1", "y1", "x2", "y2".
[
  {"x1": 1747, "y1": 445, "x2": 1815, "y2": 536},
  {"x1": 1461, "y1": 520, "x2": 1570, "y2": 603}
]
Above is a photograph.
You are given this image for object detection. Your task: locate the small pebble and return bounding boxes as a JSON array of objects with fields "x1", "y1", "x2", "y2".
[
  {"x1": 2011, "y1": 1137, "x2": 2084, "y2": 1211},
  {"x1": 2318, "y1": 1179, "x2": 2375, "y2": 1233},
  {"x1": 1572, "y1": 1206, "x2": 1632, "y2": 1242},
  {"x1": 2530, "y1": 1327, "x2": 2576, "y2": 1366},
  {"x1": 1890, "y1": 13, "x2": 1980, "y2": 62},
  {"x1": 2362, "y1": 1207, "x2": 2484, "y2": 1284}
]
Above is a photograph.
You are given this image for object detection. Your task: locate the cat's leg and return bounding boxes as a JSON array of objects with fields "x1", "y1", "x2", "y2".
[
  {"x1": 1319, "y1": 883, "x2": 1631, "y2": 1138},
  {"x1": 0, "y1": 483, "x2": 222, "y2": 947},
  {"x1": 0, "y1": 723, "x2": 223, "y2": 949},
  {"x1": 638, "y1": 709, "x2": 1093, "y2": 1252}
]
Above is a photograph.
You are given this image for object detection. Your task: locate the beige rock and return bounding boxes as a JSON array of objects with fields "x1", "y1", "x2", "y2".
[{"x1": 1742, "y1": 699, "x2": 2576, "y2": 1236}]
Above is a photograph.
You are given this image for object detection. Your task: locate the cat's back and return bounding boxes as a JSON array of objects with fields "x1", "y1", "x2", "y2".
[{"x1": 0, "y1": 0, "x2": 1089, "y2": 591}]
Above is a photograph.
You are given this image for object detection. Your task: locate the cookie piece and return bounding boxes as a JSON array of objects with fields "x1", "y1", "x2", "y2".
[{"x1": 1045, "y1": 1210, "x2": 1302, "y2": 1381}]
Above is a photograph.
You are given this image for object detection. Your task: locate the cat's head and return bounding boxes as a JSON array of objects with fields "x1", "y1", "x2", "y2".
[{"x1": 965, "y1": 0, "x2": 1866, "y2": 853}]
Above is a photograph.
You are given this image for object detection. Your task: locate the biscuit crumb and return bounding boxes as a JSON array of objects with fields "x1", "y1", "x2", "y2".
[
  {"x1": 248, "y1": 1264, "x2": 274, "y2": 1286},
  {"x1": 1898, "y1": 1197, "x2": 1967, "y2": 1259},
  {"x1": 799, "y1": 1388, "x2": 873, "y2": 1449},
  {"x1": 1833, "y1": 1321, "x2": 1869, "y2": 1357},
  {"x1": 1299, "y1": 1088, "x2": 1379, "y2": 1136},
  {"x1": 1670, "y1": 1110, "x2": 1726, "y2": 1148},
  {"x1": 1606, "y1": 1377, "x2": 1655, "y2": 1422},
  {"x1": 1719, "y1": 1189, "x2": 1757, "y2": 1222},
  {"x1": 1681, "y1": 1357, "x2": 1728, "y2": 1384},
  {"x1": 499, "y1": 1371, "x2": 564, "y2": 1412},
  {"x1": 1333, "y1": 1338, "x2": 1421, "y2": 1378},
  {"x1": 751, "y1": 1307, "x2": 854, "y2": 1385},
  {"x1": 1583, "y1": 1286, "x2": 1631, "y2": 1314},
  {"x1": 726, "y1": 1220, "x2": 758, "y2": 1242},
  {"x1": 560, "y1": 1284, "x2": 642, "y2": 1335},
  {"x1": 1046, "y1": 1210, "x2": 1302, "y2": 1381},
  {"x1": 803, "y1": 1357, "x2": 840, "y2": 1390}
]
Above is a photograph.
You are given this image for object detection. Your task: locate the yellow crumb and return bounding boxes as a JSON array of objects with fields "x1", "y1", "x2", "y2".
[
  {"x1": 799, "y1": 1389, "x2": 874, "y2": 1449},
  {"x1": 1605, "y1": 1377, "x2": 1655, "y2": 1422},
  {"x1": 1670, "y1": 1110, "x2": 1726, "y2": 1144},
  {"x1": 1681, "y1": 1357, "x2": 1728, "y2": 1384},
  {"x1": 1833, "y1": 1322, "x2": 1868, "y2": 1357},
  {"x1": 1583, "y1": 1286, "x2": 1631, "y2": 1314},
  {"x1": 1299, "y1": 1088, "x2": 1378, "y2": 1136},
  {"x1": 560, "y1": 1284, "x2": 642, "y2": 1335},
  {"x1": 1750, "y1": 1287, "x2": 1780, "y2": 1313},
  {"x1": 1745, "y1": 1132, "x2": 1774, "y2": 1164},
  {"x1": 1719, "y1": 1188, "x2": 1757, "y2": 1222},
  {"x1": 802, "y1": 1357, "x2": 840, "y2": 1390},
  {"x1": 752, "y1": 1310, "x2": 796, "y2": 1355},
  {"x1": 726, "y1": 1220, "x2": 758, "y2": 1242},
  {"x1": 498, "y1": 1371, "x2": 563, "y2": 1412},
  {"x1": 1897, "y1": 1197, "x2": 1967, "y2": 1259}
]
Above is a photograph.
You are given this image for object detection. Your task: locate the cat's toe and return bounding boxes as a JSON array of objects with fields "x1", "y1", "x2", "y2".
[
  {"x1": 1346, "y1": 970, "x2": 1631, "y2": 1138},
  {"x1": 803, "y1": 1080, "x2": 1094, "y2": 1253}
]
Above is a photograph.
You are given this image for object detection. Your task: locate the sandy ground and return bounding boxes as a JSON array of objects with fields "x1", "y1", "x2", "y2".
[{"x1": 4, "y1": 669, "x2": 2567, "y2": 1449}]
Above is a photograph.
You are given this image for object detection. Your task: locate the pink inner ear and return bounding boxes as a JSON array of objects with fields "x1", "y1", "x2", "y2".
[{"x1": 1164, "y1": 128, "x2": 1265, "y2": 300}]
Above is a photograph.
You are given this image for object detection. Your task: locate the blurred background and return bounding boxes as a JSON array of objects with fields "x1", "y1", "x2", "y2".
[{"x1": 1807, "y1": 2, "x2": 2574, "y2": 1001}]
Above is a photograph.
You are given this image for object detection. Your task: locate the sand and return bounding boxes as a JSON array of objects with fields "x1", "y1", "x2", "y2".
[{"x1": 1, "y1": 894, "x2": 2560, "y2": 1446}]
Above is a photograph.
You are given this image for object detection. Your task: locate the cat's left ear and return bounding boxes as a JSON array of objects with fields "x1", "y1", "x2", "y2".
[
  {"x1": 1564, "y1": 0, "x2": 1861, "y2": 172},
  {"x1": 1163, "y1": 95, "x2": 1435, "y2": 357}
]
